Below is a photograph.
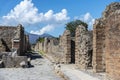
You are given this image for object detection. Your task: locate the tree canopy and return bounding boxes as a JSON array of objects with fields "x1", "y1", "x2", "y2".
[
  {"x1": 36, "y1": 37, "x2": 44, "y2": 43},
  {"x1": 65, "y1": 20, "x2": 88, "y2": 37}
]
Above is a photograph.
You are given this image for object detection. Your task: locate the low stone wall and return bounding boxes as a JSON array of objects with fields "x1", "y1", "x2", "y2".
[{"x1": 2, "y1": 56, "x2": 28, "y2": 68}]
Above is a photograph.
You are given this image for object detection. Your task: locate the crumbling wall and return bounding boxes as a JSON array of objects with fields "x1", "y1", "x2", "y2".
[
  {"x1": 0, "y1": 24, "x2": 30, "y2": 55},
  {"x1": 93, "y1": 19, "x2": 106, "y2": 72},
  {"x1": 105, "y1": 2, "x2": 120, "y2": 80},
  {"x1": 34, "y1": 30, "x2": 71, "y2": 64},
  {"x1": 43, "y1": 38, "x2": 49, "y2": 53},
  {"x1": 93, "y1": 2, "x2": 120, "y2": 80},
  {"x1": 0, "y1": 24, "x2": 30, "y2": 68},
  {"x1": 60, "y1": 30, "x2": 71, "y2": 64},
  {"x1": 0, "y1": 26, "x2": 17, "y2": 52},
  {"x1": 75, "y1": 25, "x2": 93, "y2": 69}
]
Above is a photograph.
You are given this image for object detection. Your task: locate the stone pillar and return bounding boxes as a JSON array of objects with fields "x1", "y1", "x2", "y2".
[
  {"x1": 15, "y1": 24, "x2": 25, "y2": 55},
  {"x1": 63, "y1": 30, "x2": 71, "y2": 64},
  {"x1": 75, "y1": 25, "x2": 92, "y2": 69},
  {"x1": 44, "y1": 38, "x2": 48, "y2": 53},
  {"x1": 93, "y1": 19, "x2": 106, "y2": 72}
]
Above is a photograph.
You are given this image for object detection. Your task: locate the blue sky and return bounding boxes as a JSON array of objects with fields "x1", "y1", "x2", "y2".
[{"x1": 0, "y1": 0, "x2": 118, "y2": 37}]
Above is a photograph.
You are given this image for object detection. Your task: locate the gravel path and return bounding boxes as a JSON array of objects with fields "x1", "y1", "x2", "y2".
[{"x1": 0, "y1": 53, "x2": 62, "y2": 80}]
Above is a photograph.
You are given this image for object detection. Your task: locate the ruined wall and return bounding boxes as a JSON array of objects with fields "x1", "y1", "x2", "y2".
[
  {"x1": 0, "y1": 24, "x2": 29, "y2": 55},
  {"x1": 34, "y1": 42, "x2": 39, "y2": 52},
  {"x1": 43, "y1": 38, "x2": 49, "y2": 53},
  {"x1": 105, "y1": 2, "x2": 120, "y2": 80},
  {"x1": 34, "y1": 30, "x2": 71, "y2": 64},
  {"x1": 60, "y1": 30, "x2": 71, "y2": 64},
  {"x1": 16, "y1": 24, "x2": 25, "y2": 55},
  {"x1": 75, "y1": 25, "x2": 93, "y2": 69},
  {"x1": 93, "y1": 19, "x2": 106, "y2": 72},
  {"x1": 0, "y1": 26, "x2": 17, "y2": 52},
  {"x1": 44, "y1": 30, "x2": 71, "y2": 64},
  {"x1": 93, "y1": 2, "x2": 120, "y2": 80}
]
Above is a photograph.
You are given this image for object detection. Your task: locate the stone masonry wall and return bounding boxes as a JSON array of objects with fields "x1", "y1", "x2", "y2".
[
  {"x1": 0, "y1": 26, "x2": 17, "y2": 52},
  {"x1": 93, "y1": 2, "x2": 120, "y2": 80},
  {"x1": 105, "y1": 2, "x2": 120, "y2": 80},
  {"x1": 61, "y1": 30, "x2": 71, "y2": 64},
  {"x1": 75, "y1": 25, "x2": 93, "y2": 69},
  {"x1": 93, "y1": 19, "x2": 106, "y2": 72},
  {"x1": 34, "y1": 30, "x2": 71, "y2": 64},
  {"x1": 0, "y1": 24, "x2": 29, "y2": 55}
]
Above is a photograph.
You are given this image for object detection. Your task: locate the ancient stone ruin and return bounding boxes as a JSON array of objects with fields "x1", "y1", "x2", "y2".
[
  {"x1": 0, "y1": 24, "x2": 30, "y2": 68},
  {"x1": 35, "y1": 30, "x2": 71, "y2": 64},
  {"x1": 75, "y1": 25, "x2": 93, "y2": 69},
  {"x1": 34, "y1": 25, "x2": 93, "y2": 67},
  {"x1": 34, "y1": 2, "x2": 120, "y2": 80},
  {"x1": 93, "y1": 2, "x2": 120, "y2": 80}
]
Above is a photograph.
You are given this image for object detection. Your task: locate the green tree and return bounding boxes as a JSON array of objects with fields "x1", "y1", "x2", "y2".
[
  {"x1": 36, "y1": 37, "x2": 44, "y2": 43},
  {"x1": 65, "y1": 20, "x2": 88, "y2": 37}
]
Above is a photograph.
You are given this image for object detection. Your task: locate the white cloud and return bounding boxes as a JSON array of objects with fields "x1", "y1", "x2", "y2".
[
  {"x1": 74, "y1": 12, "x2": 95, "y2": 30},
  {"x1": 30, "y1": 24, "x2": 54, "y2": 35},
  {"x1": 2, "y1": 0, "x2": 69, "y2": 25},
  {"x1": 0, "y1": 0, "x2": 70, "y2": 35}
]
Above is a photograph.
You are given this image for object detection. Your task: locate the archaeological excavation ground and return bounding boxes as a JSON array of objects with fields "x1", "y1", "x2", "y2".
[{"x1": 0, "y1": 2, "x2": 120, "y2": 80}]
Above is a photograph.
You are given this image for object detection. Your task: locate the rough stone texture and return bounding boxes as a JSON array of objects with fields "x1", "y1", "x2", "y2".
[
  {"x1": 93, "y1": 19, "x2": 106, "y2": 72},
  {"x1": 75, "y1": 25, "x2": 93, "y2": 69},
  {"x1": 2, "y1": 55, "x2": 28, "y2": 68},
  {"x1": 105, "y1": 2, "x2": 120, "y2": 80},
  {"x1": 43, "y1": 38, "x2": 49, "y2": 53},
  {"x1": 93, "y1": 2, "x2": 120, "y2": 80},
  {"x1": 0, "y1": 24, "x2": 30, "y2": 55},
  {"x1": 34, "y1": 30, "x2": 71, "y2": 64},
  {"x1": 0, "y1": 27, "x2": 17, "y2": 52},
  {"x1": 47, "y1": 30, "x2": 71, "y2": 64},
  {"x1": 0, "y1": 24, "x2": 30, "y2": 68},
  {"x1": 61, "y1": 30, "x2": 71, "y2": 64},
  {"x1": 0, "y1": 39, "x2": 6, "y2": 52}
]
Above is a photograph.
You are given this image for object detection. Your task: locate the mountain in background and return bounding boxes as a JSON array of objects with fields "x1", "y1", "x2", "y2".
[{"x1": 25, "y1": 32, "x2": 54, "y2": 44}]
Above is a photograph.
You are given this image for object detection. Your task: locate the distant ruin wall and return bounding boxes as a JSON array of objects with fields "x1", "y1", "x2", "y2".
[
  {"x1": 75, "y1": 25, "x2": 93, "y2": 69},
  {"x1": 35, "y1": 30, "x2": 71, "y2": 64},
  {"x1": 46, "y1": 30, "x2": 71, "y2": 64}
]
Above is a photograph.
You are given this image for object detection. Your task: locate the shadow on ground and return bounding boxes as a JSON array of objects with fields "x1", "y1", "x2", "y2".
[
  {"x1": 26, "y1": 52, "x2": 43, "y2": 60},
  {"x1": 25, "y1": 52, "x2": 43, "y2": 68},
  {"x1": 31, "y1": 52, "x2": 43, "y2": 60}
]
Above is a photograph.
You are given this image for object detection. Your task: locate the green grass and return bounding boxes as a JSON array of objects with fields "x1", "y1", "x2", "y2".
[{"x1": 38, "y1": 50, "x2": 45, "y2": 56}]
